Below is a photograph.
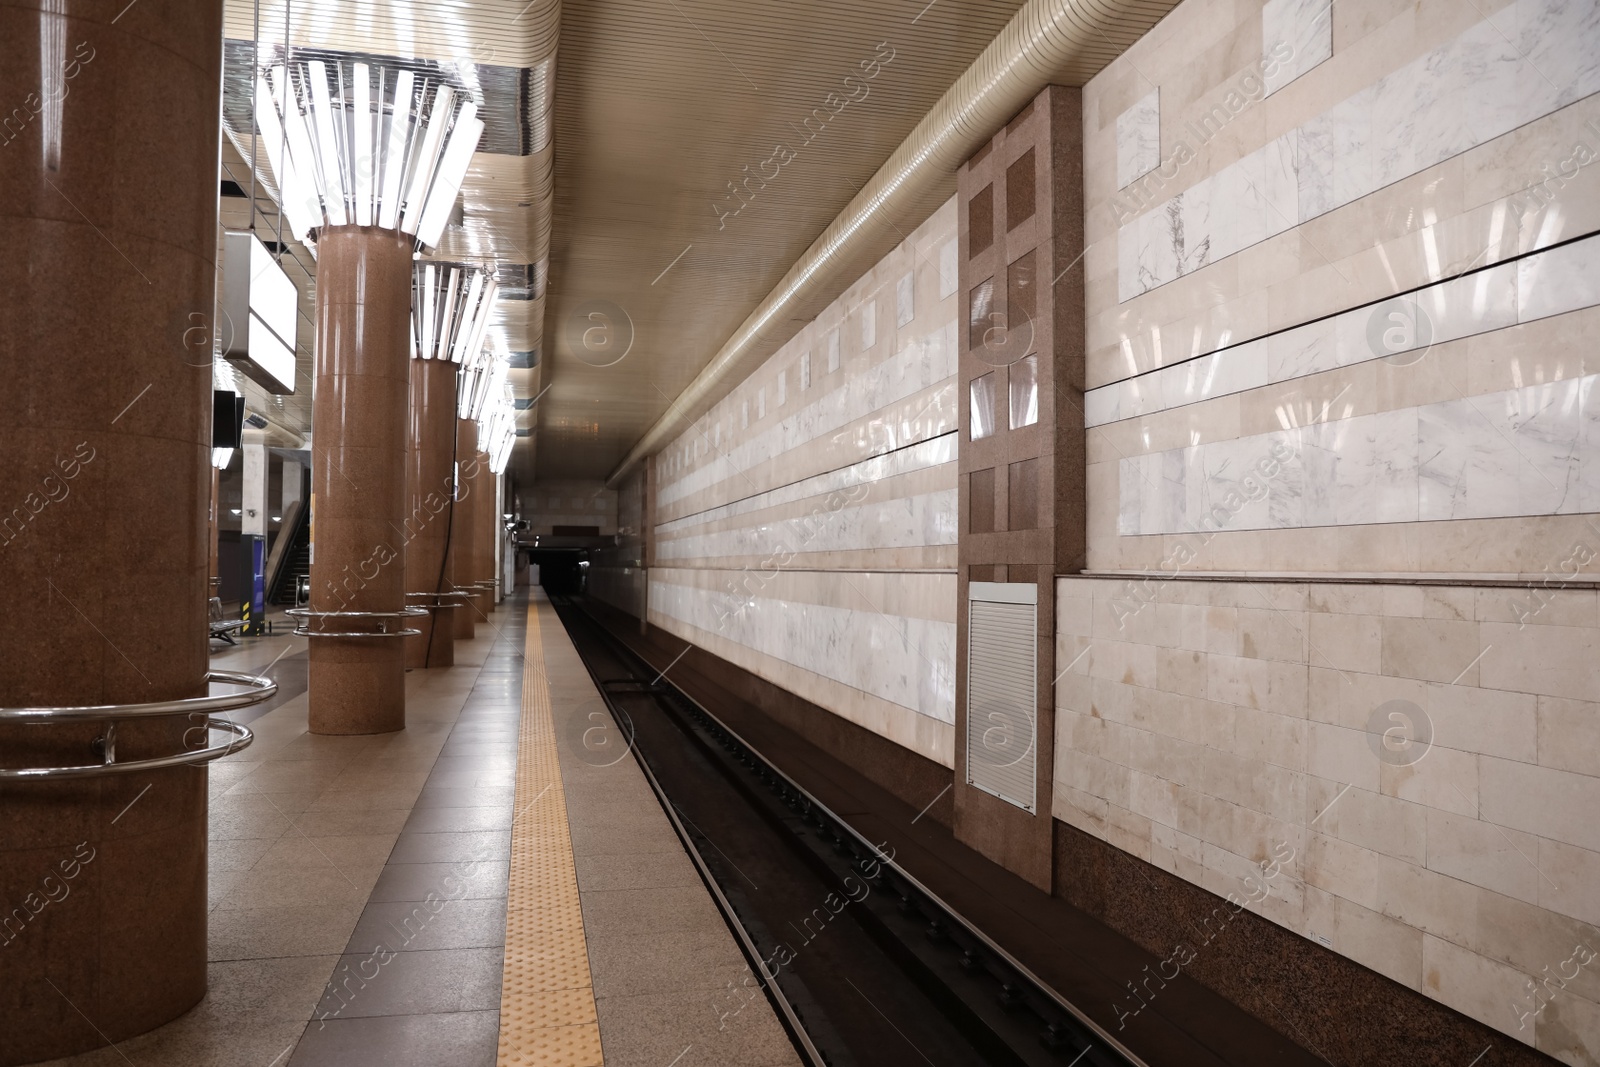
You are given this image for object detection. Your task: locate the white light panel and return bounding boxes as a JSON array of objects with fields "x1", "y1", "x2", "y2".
[
  {"x1": 254, "y1": 60, "x2": 484, "y2": 251},
  {"x1": 412, "y1": 263, "x2": 499, "y2": 363}
]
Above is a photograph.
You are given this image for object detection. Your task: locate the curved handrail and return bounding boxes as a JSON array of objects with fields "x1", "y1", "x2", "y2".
[
  {"x1": 0, "y1": 670, "x2": 277, "y2": 724},
  {"x1": 291, "y1": 628, "x2": 423, "y2": 638},
  {"x1": 286, "y1": 606, "x2": 426, "y2": 638},
  {"x1": 285, "y1": 608, "x2": 428, "y2": 619},
  {"x1": 0, "y1": 719, "x2": 256, "y2": 781}
]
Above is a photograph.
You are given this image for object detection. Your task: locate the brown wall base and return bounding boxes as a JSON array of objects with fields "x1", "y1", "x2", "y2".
[{"x1": 1054, "y1": 820, "x2": 1559, "y2": 1067}]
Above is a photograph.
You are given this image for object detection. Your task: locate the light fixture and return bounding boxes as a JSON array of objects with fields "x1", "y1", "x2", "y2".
[
  {"x1": 481, "y1": 376, "x2": 517, "y2": 474},
  {"x1": 412, "y1": 263, "x2": 498, "y2": 362},
  {"x1": 212, "y1": 447, "x2": 235, "y2": 469},
  {"x1": 254, "y1": 59, "x2": 485, "y2": 250},
  {"x1": 222, "y1": 232, "x2": 298, "y2": 394},
  {"x1": 230, "y1": 508, "x2": 242, "y2": 516},
  {"x1": 458, "y1": 347, "x2": 505, "y2": 422}
]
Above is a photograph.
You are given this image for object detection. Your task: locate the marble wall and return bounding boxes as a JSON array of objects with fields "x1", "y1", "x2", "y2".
[
  {"x1": 1056, "y1": 576, "x2": 1600, "y2": 1062},
  {"x1": 649, "y1": 200, "x2": 961, "y2": 768},
  {"x1": 525, "y1": 480, "x2": 618, "y2": 536},
  {"x1": 1076, "y1": 0, "x2": 1600, "y2": 1059},
  {"x1": 587, "y1": 468, "x2": 646, "y2": 619}
]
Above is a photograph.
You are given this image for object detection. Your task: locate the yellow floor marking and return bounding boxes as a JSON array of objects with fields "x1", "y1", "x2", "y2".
[{"x1": 497, "y1": 601, "x2": 604, "y2": 1066}]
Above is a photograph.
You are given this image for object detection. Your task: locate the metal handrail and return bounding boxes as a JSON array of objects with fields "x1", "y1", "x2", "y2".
[
  {"x1": 285, "y1": 608, "x2": 429, "y2": 619},
  {"x1": 0, "y1": 671, "x2": 277, "y2": 724},
  {"x1": 291, "y1": 628, "x2": 424, "y2": 638},
  {"x1": 0, "y1": 720, "x2": 256, "y2": 781},
  {"x1": 286, "y1": 606, "x2": 426, "y2": 638}
]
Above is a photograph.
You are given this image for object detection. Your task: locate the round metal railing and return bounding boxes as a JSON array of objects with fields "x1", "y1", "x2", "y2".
[
  {"x1": 285, "y1": 607, "x2": 426, "y2": 638},
  {"x1": 0, "y1": 671, "x2": 276, "y2": 781}
]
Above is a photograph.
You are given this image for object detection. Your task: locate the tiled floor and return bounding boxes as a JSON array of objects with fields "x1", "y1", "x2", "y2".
[
  {"x1": 32, "y1": 593, "x2": 801, "y2": 1067},
  {"x1": 536, "y1": 595, "x2": 801, "y2": 1067},
  {"x1": 35, "y1": 605, "x2": 526, "y2": 1067}
]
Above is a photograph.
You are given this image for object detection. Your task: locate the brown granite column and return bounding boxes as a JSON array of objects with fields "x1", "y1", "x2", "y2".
[
  {"x1": 953, "y1": 85, "x2": 1086, "y2": 892},
  {"x1": 403, "y1": 356, "x2": 458, "y2": 668},
  {"x1": 0, "y1": 0, "x2": 221, "y2": 1060},
  {"x1": 474, "y1": 454, "x2": 499, "y2": 613},
  {"x1": 452, "y1": 417, "x2": 480, "y2": 639},
  {"x1": 307, "y1": 226, "x2": 413, "y2": 734}
]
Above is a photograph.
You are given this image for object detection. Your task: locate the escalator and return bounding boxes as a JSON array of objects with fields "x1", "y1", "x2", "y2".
[{"x1": 266, "y1": 499, "x2": 311, "y2": 606}]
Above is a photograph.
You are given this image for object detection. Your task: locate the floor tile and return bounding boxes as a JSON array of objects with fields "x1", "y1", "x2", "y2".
[
  {"x1": 402, "y1": 806, "x2": 514, "y2": 834},
  {"x1": 209, "y1": 904, "x2": 365, "y2": 962},
  {"x1": 312, "y1": 946, "x2": 504, "y2": 1020},
  {"x1": 287, "y1": 1009, "x2": 498, "y2": 1067},
  {"x1": 387, "y1": 830, "x2": 511, "y2": 865},
  {"x1": 368, "y1": 860, "x2": 509, "y2": 903},
  {"x1": 347, "y1": 898, "x2": 508, "y2": 954}
]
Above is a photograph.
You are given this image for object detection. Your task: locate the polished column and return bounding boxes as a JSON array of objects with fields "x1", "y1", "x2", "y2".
[
  {"x1": 254, "y1": 59, "x2": 485, "y2": 732},
  {"x1": 454, "y1": 417, "x2": 485, "y2": 636},
  {"x1": 307, "y1": 225, "x2": 414, "y2": 732},
  {"x1": 475, "y1": 458, "x2": 499, "y2": 613},
  {"x1": 0, "y1": 0, "x2": 222, "y2": 1060},
  {"x1": 404, "y1": 355, "x2": 459, "y2": 668},
  {"x1": 472, "y1": 365, "x2": 516, "y2": 615},
  {"x1": 404, "y1": 262, "x2": 498, "y2": 667}
]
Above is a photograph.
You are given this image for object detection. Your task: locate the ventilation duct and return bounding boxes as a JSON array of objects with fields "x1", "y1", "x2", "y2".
[
  {"x1": 966, "y1": 582, "x2": 1038, "y2": 813},
  {"x1": 606, "y1": 0, "x2": 1176, "y2": 487}
]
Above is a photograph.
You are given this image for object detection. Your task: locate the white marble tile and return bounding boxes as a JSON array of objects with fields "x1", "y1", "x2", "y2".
[
  {"x1": 1418, "y1": 395, "x2": 1523, "y2": 522},
  {"x1": 658, "y1": 319, "x2": 956, "y2": 508},
  {"x1": 1084, "y1": 383, "x2": 1120, "y2": 426},
  {"x1": 1516, "y1": 377, "x2": 1591, "y2": 516},
  {"x1": 1268, "y1": 316, "x2": 1338, "y2": 383},
  {"x1": 1583, "y1": 377, "x2": 1600, "y2": 512},
  {"x1": 861, "y1": 298, "x2": 877, "y2": 350},
  {"x1": 1323, "y1": 408, "x2": 1420, "y2": 525},
  {"x1": 1090, "y1": 234, "x2": 1600, "y2": 427},
  {"x1": 826, "y1": 328, "x2": 841, "y2": 373},
  {"x1": 650, "y1": 576, "x2": 956, "y2": 722},
  {"x1": 1424, "y1": 262, "x2": 1520, "y2": 347},
  {"x1": 1262, "y1": 0, "x2": 1332, "y2": 97},
  {"x1": 939, "y1": 239, "x2": 958, "y2": 300},
  {"x1": 1518, "y1": 235, "x2": 1600, "y2": 323},
  {"x1": 1117, "y1": 88, "x2": 1161, "y2": 189},
  {"x1": 1118, "y1": 373, "x2": 1599, "y2": 533},
  {"x1": 1120, "y1": 0, "x2": 1600, "y2": 299},
  {"x1": 896, "y1": 271, "x2": 915, "y2": 327},
  {"x1": 1118, "y1": 454, "x2": 1145, "y2": 536}
]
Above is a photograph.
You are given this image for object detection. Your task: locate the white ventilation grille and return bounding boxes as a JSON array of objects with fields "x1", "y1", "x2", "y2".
[{"x1": 966, "y1": 582, "x2": 1037, "y2": 813}]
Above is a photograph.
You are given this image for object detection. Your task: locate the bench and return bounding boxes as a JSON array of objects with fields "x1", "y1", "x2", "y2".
[{"x1": 208, "y1": 597, "x2": 246, "y2": 645}]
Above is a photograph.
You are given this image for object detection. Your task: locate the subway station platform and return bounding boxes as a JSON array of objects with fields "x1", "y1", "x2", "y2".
[{"x1": 34, "y1": 591, "x2": 795, "y2": 1067}]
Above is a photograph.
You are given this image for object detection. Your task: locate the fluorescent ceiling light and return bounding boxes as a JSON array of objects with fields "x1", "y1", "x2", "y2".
[
  {"x1": 352, "y1": 63, "x2": 373, "y2": 226},
  {"x1": 414, "y1": 264, "x2": 499, "y2": 364},
  {"x1": 253, "y1": 61, "x2": 484, "y2": 252}
]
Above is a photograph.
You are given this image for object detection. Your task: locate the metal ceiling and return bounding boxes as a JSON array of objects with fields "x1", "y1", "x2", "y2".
[
  {"x1": 219, "y1": 0, "x2": 556, "y2": 485},
  {"x1": 540, "y1": 0, "x2": 1035, "y2": 479},
  {"x1": 214, "y1": 0, "x2": 1170, "y2": 487}
]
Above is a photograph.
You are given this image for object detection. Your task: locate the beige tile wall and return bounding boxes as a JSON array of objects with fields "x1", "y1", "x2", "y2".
[
  {"x1": 1056, "y1": 574, "x2": 1600, "y2": 1062},
  {"x1": 647, "y1": 200, "x2": 961, "y2": 764},
  {"x1": 1083, "y1": 0, "x2": 1600, "y2": 575},
  {"x1": 1076, "y1": 0, "x2": 1600, "y2": 1060}
]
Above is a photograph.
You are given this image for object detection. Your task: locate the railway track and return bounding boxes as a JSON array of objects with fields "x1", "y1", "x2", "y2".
[{"x1": 550, "y1": 594, "x2": 1146, "y2": 1067}]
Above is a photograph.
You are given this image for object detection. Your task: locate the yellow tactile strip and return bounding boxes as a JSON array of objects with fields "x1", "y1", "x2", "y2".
[{"x1": 497, "y1": 602, "x2": 605, "y2": 1066}]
